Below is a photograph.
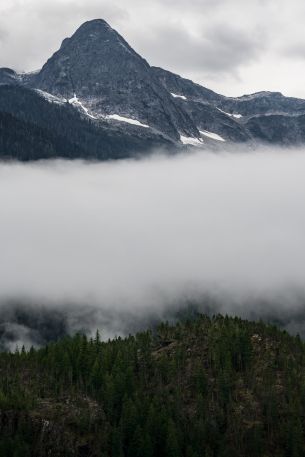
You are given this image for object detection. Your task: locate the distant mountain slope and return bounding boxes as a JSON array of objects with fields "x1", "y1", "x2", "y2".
[
  {"x1": 152, "y1": 66, "x2": 223, "y2": 104},
  {"x1": 0, "y1": 85, "x2": 173, "y2": 160},
  {"x1": 152, "y1": 66, "x2": 305, "y2": 144},
  {"x1": 1, "y1": 314, "x2": 305, "y2": 456},
  {"x1": 2, "y1": 18, "x2": 305, "y2": 160},
  {"x1": 220, "y1": 91, "x2": 305, "y2": 117},
  {"x1": 0, "y1": 110, "x2": 84, "y2": 160},
  {"x1": 246, "y1": 113, "x2": 305, "y2": 144}
]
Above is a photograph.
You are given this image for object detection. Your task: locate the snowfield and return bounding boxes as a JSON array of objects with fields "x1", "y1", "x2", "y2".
[
  {"x1": 171, "y1": 93, "x2": 187, "y2": 100},
  {"x1": 36, "y1": 89, "x2": 67, "y2": 106},
  {"x1": 217, "y1": 108, "x2": 243, "y2": 119},
  {"x1": 68, "y1": 94, "x2": 97, "y2": 119},
  {"x1": 200, "y1": 130, "x2": 226, "y2": 142},
  {"x1": 180, "y1": 135, "x2": 203, "y2": 146},
  {"x1": 106, "y1": 114, "x2": 149, "y2": 128}
]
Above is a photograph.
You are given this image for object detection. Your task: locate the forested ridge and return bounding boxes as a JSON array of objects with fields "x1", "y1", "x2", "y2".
[
  {"x1": 0, "y1": 86, "x2": 171, "y2": 161},
  {"x1": 0, "y1": 314, "x2": 305, "y2": 456}
]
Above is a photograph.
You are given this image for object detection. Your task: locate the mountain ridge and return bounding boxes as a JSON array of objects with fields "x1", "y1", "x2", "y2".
[{"x1": 1, "y1": 18, "x2": 305, "y2": 160}]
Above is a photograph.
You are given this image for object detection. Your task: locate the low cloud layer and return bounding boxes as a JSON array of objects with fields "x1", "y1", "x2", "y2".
[{"x1": 1, "y1": 148, "x2": 305, "y2": 347}]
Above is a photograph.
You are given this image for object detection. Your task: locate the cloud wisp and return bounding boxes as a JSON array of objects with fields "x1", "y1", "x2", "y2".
[{"x1": 1, "y1": 148, "x2": 305, "y2": 346}]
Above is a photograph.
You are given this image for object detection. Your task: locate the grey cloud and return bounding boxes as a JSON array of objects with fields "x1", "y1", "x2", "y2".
[
  {"x1": 281, "y1": 42, "x2": 305, "y2": 60},
  {"x1": 201, "y1": 24, "x2": 265, "y2": 72},
  {"x1": 137, "y1": 23, "x2": 263, "y2": 78},
  {"x1": 26, "y1": 0, "x2": 128, "y2": 26},
  {"x1": 0, "y1": 28, "x2": 7, "y2": 42},
  {"x1": 143, "y1": 0, "x2": 223, "y2": 9},
  {"x1": 144, "y1": 0, "x2": 271, "y2": 11}
]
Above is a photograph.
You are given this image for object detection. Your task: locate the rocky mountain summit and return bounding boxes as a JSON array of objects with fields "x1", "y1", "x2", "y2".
[
  {"x1": 28, "y1": 19, "x2": 198, "y2": 142},
  {"x1": 1, "y1": 18, "x2": 305, "y2": 160}
]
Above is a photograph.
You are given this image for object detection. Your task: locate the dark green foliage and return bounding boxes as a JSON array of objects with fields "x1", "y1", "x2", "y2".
[
  {"x1": 0, "y1": 314, "x2": 305, "y2": 456},
  {"x1": 0, "y1": 111, "x2": 84, "y2": 160},
  {"x1": 0, "y1": 85, "x2": 172, "y2": 161}
]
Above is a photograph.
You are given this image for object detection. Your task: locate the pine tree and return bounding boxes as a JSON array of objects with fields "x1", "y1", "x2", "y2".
[{"x1": 166, "y1": 419, "x2": 181, "y2": 457}]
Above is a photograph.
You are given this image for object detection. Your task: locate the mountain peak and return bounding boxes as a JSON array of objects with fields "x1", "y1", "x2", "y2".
[
  {"x1": 74, "y1": 18, "x2": 113, "y2": 34},
  {"x1": 57, "y1": 18, "x2": 121, "y2": 55},
  {"x1": 32, "y1": 18, "x2": 141, "y2": 99},
  {"x1": 28, "y1": 19, "x2": 199, "y2": 140},
  {"x1": 59, "y1": 18, "x2": 118, "y2": 49}
]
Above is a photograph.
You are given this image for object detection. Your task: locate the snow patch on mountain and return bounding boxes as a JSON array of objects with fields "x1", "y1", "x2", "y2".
[
  {"x1": 200, "y1": 130, "x2": 226, "y2": 142},
  {"x1": 217, "y1": 108, "x2": 242, "y2": 119},
  {"x1": 68, "y1": 94, "x2": 97, "y2": 119},
  {"x1": 171, "y1": 93, "x2": 187, "y2": 100},
  {"x1": 106, "y1": 114, "x2": 149, "y2": 128},
  {"x1": 36, "y1": 89, "x2": 67, "y2": 105},
  {"x1": 180, "y1": 135, "x2": 203, "y2": 146}
]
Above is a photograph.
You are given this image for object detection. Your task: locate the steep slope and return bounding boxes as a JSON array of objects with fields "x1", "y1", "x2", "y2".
[
  {"x1": 28, "y1": 19, "x2": 199, "y2": 142},
  {"x1": 0, "y1": 68, "x2": 21, "y2": 85},
  {"x1": 153, "y1": 66, "x2": 305, "y2": 144},
  {"x1": 152, "y1": 66, "x2": 222, "y2": 104},
  {"x1": 1, "y1": 314, "x2": 305, "y2": 456},
  {"x1": 0, "y1": 85, "x2": 173, "y2": 160},
  {"x1": 152, "y1": 67, "x2": 251, "y2": 142},
  {"x1": 245, "y1": 112, "x2": 305, "y2": 144}
]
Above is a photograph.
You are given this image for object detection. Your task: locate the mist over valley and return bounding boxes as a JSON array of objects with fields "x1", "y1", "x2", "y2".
[{"x1": 1, "y1": 148, "x2": 305, "y2": 348}]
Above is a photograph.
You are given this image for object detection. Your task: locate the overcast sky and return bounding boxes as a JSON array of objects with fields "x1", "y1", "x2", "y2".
[{"x1": 0, "y1": 1, "x2": 305, "y2": 98}]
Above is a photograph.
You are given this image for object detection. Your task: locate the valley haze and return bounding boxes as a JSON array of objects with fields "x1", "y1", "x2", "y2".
[{"x1": 1, "y1": 148, "x2": 305, "y2": 348}]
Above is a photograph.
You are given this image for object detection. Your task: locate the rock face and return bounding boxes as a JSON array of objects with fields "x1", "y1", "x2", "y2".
[
  {"x1": 0, "y1": 68, "x2": 20, "y2": 85},
  {"x1": 152, "y1": 66, "x2": 305, "y2": 144},
  {"x1": 152, "y1": 67, "x2": 250, "y2": 142},
  {"x1": 29, "y1": 19, "x2": 198, "y2": 141},
  {"x1": 0, "y1": 85, "x2": 173, "y2": 161},
  {"x1": 2, "y1": 17, "x2": 305, "y2": 160},
  {"x1": 219, "y1": 91, "x2": 305, "y2": 117}
]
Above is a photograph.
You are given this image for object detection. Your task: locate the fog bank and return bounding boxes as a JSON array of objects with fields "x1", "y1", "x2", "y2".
[{"x1": 1, "y1": 148, "x2": 305, "y2": 346}]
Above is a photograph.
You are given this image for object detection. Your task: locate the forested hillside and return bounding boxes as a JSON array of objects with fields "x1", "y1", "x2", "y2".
[
  {"x1": 0, "y1": 315, "x2": 305, "y2": 456},
  {"x1": 0, "y1": 111, "x2": 85, "y2": 160},
  {"x1": 0, "y1": 86, "x2": 172, "y2": 161}
]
